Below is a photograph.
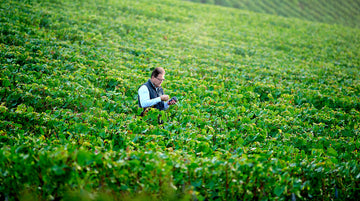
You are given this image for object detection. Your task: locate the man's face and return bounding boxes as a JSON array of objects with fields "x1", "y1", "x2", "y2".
[{"x1": 151, "y1": 73, "x2": 165, "y2": 88}]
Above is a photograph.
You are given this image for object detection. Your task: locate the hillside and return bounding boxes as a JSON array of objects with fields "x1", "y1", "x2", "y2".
[
  {"x1": 1, "y1": 0, "x2": 360, "y2": 200},
  {"x1": 186, "y1": 0, "x2": 360, "y2": 29}
]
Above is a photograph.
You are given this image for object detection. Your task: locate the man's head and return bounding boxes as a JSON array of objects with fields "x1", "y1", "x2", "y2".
[{"x1": 150, "y1": 67, "x2": 165, "y2": 88}]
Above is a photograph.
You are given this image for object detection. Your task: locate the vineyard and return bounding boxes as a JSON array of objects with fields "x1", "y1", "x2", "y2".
[
  {"x1": 186, "y1": 0, "x2": 360, "y2": 29},
  {"x1": 1, "y1": 0, "x2": 360, "y2": 200}
]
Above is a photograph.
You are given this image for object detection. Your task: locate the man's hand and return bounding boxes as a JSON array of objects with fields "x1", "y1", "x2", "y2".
[
  {"x1": 168, "y1": 96, "x2": 177, "y2": 105},
  {"x1": 160, "y1": 95, "x2": 169, "y2": 101},
  {"x1": 168, "y1": 99, "x2": 176, "y2": 105}
]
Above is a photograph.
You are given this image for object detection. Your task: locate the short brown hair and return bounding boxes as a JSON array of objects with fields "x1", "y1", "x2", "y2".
[{"x1": 151, "y1": 67, "x2": 165, "y2": 78}]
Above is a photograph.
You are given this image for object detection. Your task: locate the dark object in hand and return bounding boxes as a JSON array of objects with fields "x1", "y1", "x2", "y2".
[{"x1": 169, "y1": 96, "x2": 178, "y2": 102}]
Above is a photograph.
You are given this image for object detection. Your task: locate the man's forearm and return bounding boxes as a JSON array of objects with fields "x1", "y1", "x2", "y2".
[
  {"x1": 140, "y1": 97, "x2": 162, "y2": 108},
  {"x1": 138, "y1": 85, "x2": 162, "y2": 108}
]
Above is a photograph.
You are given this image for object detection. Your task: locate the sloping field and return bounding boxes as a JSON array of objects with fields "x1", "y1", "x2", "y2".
[
  {"x1": 186, "y1": 0, "x2": 360, "y2": 29},
  {"x1": 1, "y1": 0, "x2": 359, "y2": 200}
]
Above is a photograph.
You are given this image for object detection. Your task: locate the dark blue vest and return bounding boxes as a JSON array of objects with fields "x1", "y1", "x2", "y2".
[{"x1": 138, "y1": 79, "x2": 165, "y2": 111}]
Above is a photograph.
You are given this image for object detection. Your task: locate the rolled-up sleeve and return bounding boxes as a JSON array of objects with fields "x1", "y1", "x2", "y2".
[
  {"x1": 164, "y1": 101, "x2": 169, "y2": 110},
  {"x1": 138, "y1": 85, "x2": 161, "y2": 108}
]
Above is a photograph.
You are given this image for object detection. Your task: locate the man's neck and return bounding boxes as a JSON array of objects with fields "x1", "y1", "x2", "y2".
[{"x1": 149, "y1": 79, "x2": 159, "y2": 89}]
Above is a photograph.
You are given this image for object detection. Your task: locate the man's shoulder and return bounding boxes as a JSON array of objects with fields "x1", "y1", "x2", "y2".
[{"x1": 138, "y1": 84, "x2": 148, "y2": 91}]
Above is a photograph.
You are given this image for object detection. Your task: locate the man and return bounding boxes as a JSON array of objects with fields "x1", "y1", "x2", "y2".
[{"x1": 138, "y1": 67, "x2": 176, "y2": 116}]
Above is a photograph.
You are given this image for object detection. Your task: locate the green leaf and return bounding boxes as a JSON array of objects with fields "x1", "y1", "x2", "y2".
[
  {"x1": 77, "y1": 150, "x2": 93, "y2": 166},
  {"x1": 327, "y1": 147, "x2": 338, "y2": 157},
  {"x1": 51, "y1": 165, "x2": 66, "y2": 175},
  {"x1": 274, "y1": 185, "x2": 285, "y2": 197}
]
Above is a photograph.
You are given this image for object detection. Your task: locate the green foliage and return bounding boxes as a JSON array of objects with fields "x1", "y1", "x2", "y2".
[
  {"x1": 186, "y1": 0, "x2": 360, "y2": 29},
  {"x1": 0, "y1": 0, "x2": 359, "y2": 200}
]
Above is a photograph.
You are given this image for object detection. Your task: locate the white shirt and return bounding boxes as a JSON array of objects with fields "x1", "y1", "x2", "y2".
[{"x1": 138, "y1": 85, "x2": 169, "y2": 109}]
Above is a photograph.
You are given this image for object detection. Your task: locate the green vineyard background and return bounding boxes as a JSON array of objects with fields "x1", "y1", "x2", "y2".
[
  {"x1": 0, "y1": 0, "x2": 359, "y2": 200},
  {"x1": 186, "y1": 0, "x2": 360, "y2": 29}
]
